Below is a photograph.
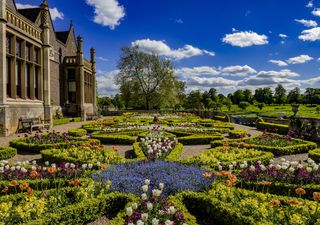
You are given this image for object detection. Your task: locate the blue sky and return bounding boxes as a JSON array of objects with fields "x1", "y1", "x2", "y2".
[{"x1": 16, "y1": 0, "x2": 320, "y2": 96}]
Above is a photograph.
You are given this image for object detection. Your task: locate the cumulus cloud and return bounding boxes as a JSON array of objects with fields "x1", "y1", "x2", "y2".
[
  {"x1": 16, "y1": 3, "x2": 64, "y2": 21},
  {"x1": 132, "y1": 39, "x2": 215, "y2": 60},
  {"x1": 96, "y1": 70, "x2": 119, "y2": 96},
  {"x1": 312, "y1": 8, "x2": 320, "y2": 16},
  {"x1": 221, "y1": 65, "x2": 256, "y2": 76},
  {"x1": 86, "y1": 0, "x2": 125, "y2": 29},
  {"x1": 287, "y1": 54, "x2": 313, "y2": 64},
  {"x1": 222, "y1": 31, "x2": 268, "y2": 47},
  {"x1": 256, "y1": 69, "x2": 299, "y2": 78},
  {"x1": 269, "y1": 60, "x2": 288, "y2": 67},
  {"x1": 306, "y1": 0, "x2": 313, "y2": 8},
  {"x1": 279, "y1": 34, "x2": 288, "y2": 38},
  {"x1": 295, "y1": 19, "x2": 317, "y2": 27},
  {"x1": 299, "y1": 27, "x2": 320, "y2": 41},
  {"x1": 96, "y1": 56, "x2": 109, "y2": 62}
]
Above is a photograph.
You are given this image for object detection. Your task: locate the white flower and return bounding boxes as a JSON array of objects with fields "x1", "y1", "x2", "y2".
[
  {"x1": 257, "y1": 160, "x2": 262, "y2": 164},
  {"x1": 249, "y1": 165, "x2": 255, "y2": 171},
  {"x1": 229, "y1": 165, "x2": 233, "y2": 170},
  {"x1": 10, "y1": 166, "x2": 15, "y2": 171},
  {"x1": 128, "y1": 223, "x2": 134, "y2": 225},
  {"x1": 141, "y1": 193, "x2": 147, "y2": 200},
  {"x1": 45, "y1": 161, "x2": 50, "y2": 166},
  {"x1": 136, "y1": 220, "x2": 144, "y2": 225},
  {"x1": 88, "y1": 164, "x2": 93, "y2": 169},
  {"x1": 289, "y1": 167, "x2": 295, "y2": 173},
  {"x1": 147, "y1": 202, "x2": 153, "y2": 210},
  {"x1": 281, "y1": 158, "x2": 286, "y2": 162},
  {"x1": 42, "y1": 167, "x2": 47, "y2": 171},
  {"x1": 96, "y1": 162, "x2": 101, "y2": 167},
  {"x1": 65, "y1": 163, "x2": 70, "y2": 168},
  {"x1": 126, "y1": 207, "x2": 133, "y2": 216},
  {"x1": 32, "y1": 160, "x2": 36, "y2": 165},
  {"x1": 0, "y1": 167, "x2": 4, "y2": 173},
  {"x1": 218, "y1": 165, "x2": 223, "y2": 171},
  {"x1": 168, "y1": 206, "x2": 176, "y2": 214},
  {"x1": 142, "y1": 185, "x2": 149, "y2": 193},
  {"x1": 82, "y1": 164, "x2": 87, "y2": 169},
  {"x1": 31, "y1": 166, "x2": 37, "y2": 171},
  {"x1": 16, "y1": 161, "x2": 21, "y2": 166},
  {"x1": 232, "y1": 161, "x2": 237, "y2": 166},
  {"x1": 16, "y1": 166, "x2": 21, "y2": 170},
  {"x1": 21, "y1": 168, "x2": 27, "y2": 173},
  {"x1": 313, "y1": 165, "x2": 319, "y2": 171},
  {"x1": 240, "y1": 164, "x2": 245, "y2": 169},
  {"x1": 152, "y1": 189, "x2": 162, "y2": 197},
  {"x1": 306, "y1": 167, "x2": 312, "y2": 173},
  {"x1": 159, "y1": 183, "x2": 164, "y2": 190},
  {"x1": 260, "y1": 165, "x2": 266, "y2": 171},
  {"x1": 297, "y1": 164, "x2": 303, "y2": 169},
  {"x1": 51, "y1": 163, "x2": 56, "y2": 168},
  {"x1": 269, "y1": 159, "x2": 274, "y2": 164},
  {"x1": 141, "y1": 213, "x2": 148, "y2": 221},
  {"x1": 165, "y1": 220, "x2": 174, "y2": 225},
  {"x1": 132, "y1": 203, "x2": 138, "y2": 210},
  {"x1": 4, "y1": 165, "x2": 9, "y2": 170},
  {"x1": 281, "y1": 165, "x2": 288, "y2": 170},
  {"x1": 70, "y1": 163, "x2": 76, "y2": 169},
  {"x1": 152, "y1": 218, "x2": 159, "y2": 225}
]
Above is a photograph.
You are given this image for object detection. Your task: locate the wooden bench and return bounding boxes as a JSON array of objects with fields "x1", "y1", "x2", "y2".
[{"x1": 17, "y1": 117, "x2": 51, "y2": 133}]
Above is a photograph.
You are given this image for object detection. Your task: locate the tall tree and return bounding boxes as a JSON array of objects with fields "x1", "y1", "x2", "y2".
[
  {"x1": 233, "y1": 90, "x2": 244, "y2": 105},
  {"x1": 254, "y1": 88, "x2": 273, "y2": 104},
  {"x1": 116, "y1": 46, "x2": 178, "y2": 110},
  {"x1": 287, "y1": 87, "x2": 302, "y2": 104},
  {"x1": 243, "y1": 89, "x2": 253, "y2": 104},
  {"x1": 274, "y1": 84, "x2": 287, "y2": 105}
]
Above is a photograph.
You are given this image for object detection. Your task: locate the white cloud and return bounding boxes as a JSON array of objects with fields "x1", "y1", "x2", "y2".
[
  {"x1": 222, "y1": 31, "x2": 268, "y2": 47},
  {"x1": 287, "y1": 54, "x2": 313, "y2": 64},
  {"x1": 86, "y1": 0, "x2": 125, "y2": 29},
  {"x1": 279, "y1": 34, "x2": 288, "y2": 38},
  {"x1": 269, "y1": 60, "x2": 288, "y2": 67},
  {"x1": 175, "y1": 19, "x2": 184, "y2": 24},
  {"x1": 295, "y1": 19, "x2": 317, "y2": 27},
  {"x1": 299, "y1": 27, "x2": 320, "y2": 41},
  {"x1": 96, "y1": 70, "x2": 119, "y2": 96},
  {"x1": 132, "y1": 39, "x2": 215, "y2": 60},
  {"x1": 16, "y1": 3, "x2": 64, "y2": 21},
  {"x1": 221, "y1": 65, "x2": 256, "y2": 76},
  {"x1": 256, "y1": 69, "x2": 299, "y2": 78},
  {"x1": 175, "y1": 65, "x2": 256, "y2": 78},
  {"x1": 312, "y1": 8, "x2": 320, "y2": 16},
  {"x1": 306, "y1": 0, "x2": 313, "y2": 8},
  {"x1": 96, "y1": 56, "x2": 109, "y2": 62}
]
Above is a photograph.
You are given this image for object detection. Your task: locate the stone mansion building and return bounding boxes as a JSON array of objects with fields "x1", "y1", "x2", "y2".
[{"x1": 0, "y1": 0, "x2": 97, "y2": 136}]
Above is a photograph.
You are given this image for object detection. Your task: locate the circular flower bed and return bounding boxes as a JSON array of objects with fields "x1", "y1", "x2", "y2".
[{"x1": 93, "y1": 161, "x2": 215, "y2": 197}]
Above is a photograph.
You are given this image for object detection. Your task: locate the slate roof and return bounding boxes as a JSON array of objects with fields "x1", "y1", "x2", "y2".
[
  {"x1": 17, "y1": 8, "x2": 41, "y2": 23},
  {"x1": 55, "y1": 31, "x2": 70, "y2": 44}
]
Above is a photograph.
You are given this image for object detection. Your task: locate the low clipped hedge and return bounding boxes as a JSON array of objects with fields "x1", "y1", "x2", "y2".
[
  {"x1": 9, "y1": 137, "x2": 98, "y2": 153},
  {"x1": 68, "y1": 129, "x2": 87, "y2": 137},
  {"x1": 0, "y1": 146, "x2": 17, "y2": 160},
  {"x1": 308, "y1": 148, "x2": 320, "y2": 162},
  {"x1": 91, "y1": 133, "x2": 136, "y2": 145},
  {"x1": 178, "y1": 135, "x2": 224, "y2": 145},
  {"x1": 24, "y1": 192, "x2": 137, "y2": 225},
  {"x1": 132, "y1": 142, "x2": 184, "y2": 161},
  {"x1": 53, "y1": 118, "x2": 70, "y2": 126},
  {"x1": 256, "y1": 121, "x2": 289, "y2": 135},
  {"x1": 238, "y1": 181, "x2": 320, "y2": 200},
  {"x1": 228, "y1": 130, "x2": 248, "y2": 139}
]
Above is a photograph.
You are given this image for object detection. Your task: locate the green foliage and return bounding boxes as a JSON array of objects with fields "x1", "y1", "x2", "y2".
[
  {"x1": 308, "y1": 148, "x2": 320, "y2": 162},
  {"x1": 256, "y1": 121, "x2": 289, "y2": 134},
  {"x1": 238, "y1": 101, "x2": 250, "y2": 110},
  {"x1": 68, "y1": 129, "x2": 87, "y2": 137},
  {"x1": 91, "y1": 133, "x2": 137, "y2": 144},
  {"x1": 228, "y1": 130, "x2": 248, "y2": 139},
  {"x1": 178, "y1": 135, "x2": 224, "y2": 145},
  {"x1": 0, "y1": 147, "x2": 17, "y2": 160},
  {"x1": 53, "y1": 118, "x2": 70, "y2": 126}
]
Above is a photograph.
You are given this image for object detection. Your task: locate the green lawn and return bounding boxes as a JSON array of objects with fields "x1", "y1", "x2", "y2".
[{"x1": 220, "y1": 104, "x2": 320, "y2": 118}]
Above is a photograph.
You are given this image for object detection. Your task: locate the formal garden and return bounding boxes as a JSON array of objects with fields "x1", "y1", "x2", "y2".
[{"x1": 1, "y1": 112, "x2": 320, "y2": 225}]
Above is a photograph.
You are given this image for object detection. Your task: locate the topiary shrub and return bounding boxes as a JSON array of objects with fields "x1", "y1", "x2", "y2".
[
  {"x1": 68, "y1": 129, "x2": 87, "y2": 137},
  {"x1": 0, "y1": 147, "x2": 17, "y2": 160},
  {"x1": 228, "y1": 130, "x2": 249, "y2": 139}
]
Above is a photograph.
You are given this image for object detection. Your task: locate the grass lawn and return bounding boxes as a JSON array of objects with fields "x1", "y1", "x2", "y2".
[{"x1": 221, "y1": 104, "x2": 320, "y2": 118}]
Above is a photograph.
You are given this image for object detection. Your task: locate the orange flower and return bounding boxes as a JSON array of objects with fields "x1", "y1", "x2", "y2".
[
  {"x1": 216, "y1": 172, "x2": 223, "y2": 177},
  {"x1": 203, "y1": 172, "x2": 212, "y2": 178},
  {"x1": 221, "y1": 171, "x2": 231, "y2": 176},
  {"x1": 19, "y1": 182, "x2": 29, "y2": 191},
  {"x1": 228, "y1": 174, "x2": 237, "y2": 183},
  {"x1": 27, "y1": 187, "x2": 33, "y2": 196},
  {"x1": 48, "y1": 167, "x2": 57, "y2": 174},
  {"x1": 226, "y1": 179, "x2": 233, "y2": 187},
  {"x1": 288, "y1": 199, "x2": 303, "y2": 206},
  {"x1": 30, "y1": 170, "x2": 39, "y2": 178},
  {"x1": 10, "y1": 180, "x2": 18, "y2": 187},
  {"x1": 313, "y1": 192, "x2": 320, "y2": 202},
  {"x1": 70, "y1": 179, "x2": 81, "y2": 187},
  {"x1": 1, "y1": 186, "x2": 9, "y2": 193},
  {"x1": 268, "y1": 199, "x2": 281, "y2": 207},
  {"x1": 100, "y1": 163, "x2": 107, "y2": 170},
  {"x1": 295, "y1": 188, "x2": 306, "y2": 196},
  {"x1": 257, "y1": 181, "x2": 272, "y2": 186}
]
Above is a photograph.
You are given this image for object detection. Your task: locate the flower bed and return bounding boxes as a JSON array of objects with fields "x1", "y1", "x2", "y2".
[
  {"x1": 228, "y1": 130, "x2": 249, "y2": 139},
  {"x1": 181, "y1": 145, "x2": 274, "y2": 170},
  {"x1": 0, "y1": 147, "x2": 17, "y2": 160},
  {"x1": 139, "y1": 137, "x2": 177, "y2": 160},
  {"x1": 68, "y1": 128, "x2": 87, "y2": 137},
  {"x1": 177, "y1": 183, "x2": 320, "y2": 225},
  {"x1": 9, "y1": 131, "x2": 95, "y2": 153},
  {"x1": 92, "y1": 161, "x2": 215, "y2": 197},
  {"x1": 309, "y1": 148, "x2": 320, "y2": 162},
  {"x1": 41, "y1": 141, "x2": 124, "y2": 165}
]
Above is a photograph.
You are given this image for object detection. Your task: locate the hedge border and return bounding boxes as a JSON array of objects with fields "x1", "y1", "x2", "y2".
[
  {"x1": 91, "y1": 133, "x2": 137, "y2": 145},
  {"x1": 0, "y1": 146, "x2": 17, "y2": 160},
  {"x1": 68, "y1": 129, "x2": 87, "y2": 137},
  {"x1": 256, "y1": 121, "x2": 289, "y2": 135},
  {"x1": 178, "y1": 135, "x2": 224, "y2": 145},
  {"x1": 308, "y1": 148, "x2": 320, "y2": 162}
]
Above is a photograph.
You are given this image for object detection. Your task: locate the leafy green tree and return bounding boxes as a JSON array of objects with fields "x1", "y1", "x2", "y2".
[
  {"x1": 254, "y1": 88, "x2": 273, "y2": 104},
  {"x1": 243, "y1": 89, "x2": 253, "y2": 104},
  {"x1": 233, "y1": 90, "x2": 244, "y2": 105},
  {"x1": 287, "y1": 87, "x2": 302, "y2": 104},
  {"x1": 238, "y1": 101, "x2": 250, "y2": 110},
  {"x1": 116, "y1": 46, "x2": 178, "y2": 110},
  {"x1": 186, "y1": 90, "x2": 204, "y2": 110},
  {"x1": 303, "y1": 88, "x2": 320, "y2": 105},
  {"x1": 224, "y1": 98, "x2": 233, "y2": 111},
  {"x1": 274, "y1": 84, "x2": 287, "y2": 105}
]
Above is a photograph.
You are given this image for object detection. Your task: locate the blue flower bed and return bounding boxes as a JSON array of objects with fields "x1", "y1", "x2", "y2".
[{"x1": 92, "y1": 161, "x2": 215, "y2": 197}]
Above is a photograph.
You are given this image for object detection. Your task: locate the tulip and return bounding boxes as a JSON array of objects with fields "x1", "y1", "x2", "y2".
[{"x1": 126, "y1": 207, "x2": 133, "y2": 216}]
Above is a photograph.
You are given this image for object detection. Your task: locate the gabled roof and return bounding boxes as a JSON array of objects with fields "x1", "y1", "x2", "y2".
[
  {"x1": 56, "y1": 31, "x2": 70, "y2": 44},
  {"x1": 17, "y1": 8, "x2": 41, "y2": 23}
]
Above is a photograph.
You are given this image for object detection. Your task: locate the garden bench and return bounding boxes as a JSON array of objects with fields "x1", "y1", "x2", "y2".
[{"x1": 17, "y1": 117, "x2": 50, "y2": 133}]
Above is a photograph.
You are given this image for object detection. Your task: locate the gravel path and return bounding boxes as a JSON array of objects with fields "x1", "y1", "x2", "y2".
[
  {"x1": 105, "y1": 145, "x2": 133, "y2": 158},
  {"x1": 87, "y1": 216, "x2": 110, "y2": 225},
  {"x1": 180, "y1": 145, "x2": 211, "y2": 159},
  {"x1": 231, "y1": 123, "x2": 262, "y2": 136}
]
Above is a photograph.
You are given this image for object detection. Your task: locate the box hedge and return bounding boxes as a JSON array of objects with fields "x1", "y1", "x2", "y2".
[
  {"x1": 0, "y1": 146, "x2": 17, "y2": 160},
  {"x1": 68, "y1": 128, "x2": 87, "y2": 137},
  {"x1": 228, "y1": 130, "x2": 248, "y2": 139},
  {"x1": 178, "y1": 135, "x2": 224, "y2": 145},
  {"x1": 256, "y1": 121, "x2": 289, "y2": 135},
  {"x1": 91, "y1": 133, "x2": 136, "y2": 145},
  {"x1": 308, "y1": 148, "x2": 320, "y2": 162}
]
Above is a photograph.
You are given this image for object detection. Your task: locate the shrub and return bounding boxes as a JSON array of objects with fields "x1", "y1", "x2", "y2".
[
  {"x1": 210, "y1": 140, "x2": 224, "y2": 148},
  {"x1": 256, "y1": 121, "x2": 289, "y2": 135},
  {"x1": 53, "y1": 118, "x2": 70, "y2": 126},
  {"x1": 91, "y1": 133, "x2": 136, "y2": 145},
  {"x1": 68, "y1": 128, "x2": 87, "y2": 137},
  {"x1": 92, "y1": 161, "x2": 215, "y2": 197},
  {"x1": 178, "y1": 135, "x2": 224, "y2": 145},
  {"x1": 308, "y1": 148, "x2": 320, "y2": 162},
  {"x1": 228, "y1": 130, "x2": 249, "y2": 139},
  {"x1": 238, "y1": 101, "x2": 250, "y2": 110},
  {"x1": 0, "y1": 147, "x2": 17, "y2": 160}
]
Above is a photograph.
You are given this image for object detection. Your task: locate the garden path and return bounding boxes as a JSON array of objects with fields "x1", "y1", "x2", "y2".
[
  {"x1": 231, "y1": 123, "x2": 262, "y2": 136},
  {"x1": 180, "y1": 145, "x2": 211, "y2": 159},
  {"x1": 105, "y1": 144, "x2": 133, "y2": 158}
]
